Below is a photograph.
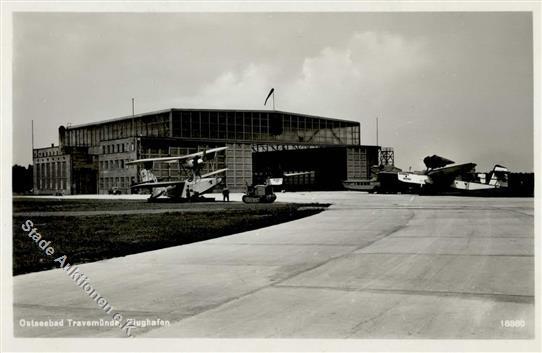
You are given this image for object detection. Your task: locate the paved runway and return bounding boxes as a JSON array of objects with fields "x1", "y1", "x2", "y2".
[{"x1": 12, "y1": 192, "x2": 534, "y2": 338}]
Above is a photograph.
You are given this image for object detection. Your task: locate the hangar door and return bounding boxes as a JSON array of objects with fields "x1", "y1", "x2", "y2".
[{"x1": 252, "y1": 146, "x2": 347, "y2": 191}]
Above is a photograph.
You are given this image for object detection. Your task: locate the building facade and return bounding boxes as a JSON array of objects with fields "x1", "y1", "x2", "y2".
[{"x1": 33, "y1": 108, "x2": 383, "y2": 194}]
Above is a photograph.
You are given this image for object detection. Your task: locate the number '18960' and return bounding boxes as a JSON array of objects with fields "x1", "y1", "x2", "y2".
[{"x1": 501, "y1": 320, "x2": 525, "y2": 328}]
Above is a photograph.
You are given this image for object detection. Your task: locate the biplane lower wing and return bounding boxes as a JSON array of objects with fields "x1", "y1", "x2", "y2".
[
  {"x1": 131, "y1": 180, "x2": 185, "y2": 190},
  {"x1": 200, "y1": 168, "x2": 228, "y2": 178}
]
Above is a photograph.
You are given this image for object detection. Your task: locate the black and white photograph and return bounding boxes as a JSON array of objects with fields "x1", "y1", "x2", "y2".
[{"x1": 1, "y1": 1, "x2": 540, "y2": 352}]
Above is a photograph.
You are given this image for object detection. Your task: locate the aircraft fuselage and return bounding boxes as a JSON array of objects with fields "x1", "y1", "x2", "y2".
[{"x1": 150, "y1": 176, "x2": 222, "y2": 201}]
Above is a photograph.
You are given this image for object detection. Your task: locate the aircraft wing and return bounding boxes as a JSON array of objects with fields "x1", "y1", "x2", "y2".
[
  {"x1": 284, "y1": 171, "x2": 312, "y2": 177},
  {"x1": 126, "y1": 146, "x2": 227, "y2": 165},
  {"x1": 126, "y1": 153, "x2": 202, "y2": 165},
  {"x1": 200, "y1": 168, "x2": 228, "y2": 178},
  {"x1": 492, "y1": 165, "x2": 509, "y2": 173},
  {"x1": 423, "y1": 155, "x2": 455, "y2": 169},
  {"x1": 131, "y1": 180, "x2": 185, "y2": 189},
  {"x1": 427, "y1": 163, "x2": 476, "y2": 183},
  {"x1": 397, "y1": 172, "x2": 429, "y2": 185}
]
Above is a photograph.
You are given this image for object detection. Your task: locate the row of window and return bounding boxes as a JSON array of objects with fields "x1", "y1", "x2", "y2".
[
  {"x1": 65, "y1": 113, "x2": 169, "y2": 146},
  {"x1": 99, "y1": 176, "x2": 135, "y2": 190},
  {"x1": 171, "y1": 111, "x2": 361, "y2": 145},
  {"x1": 35, "y1": 161, "x2": 68, "y2": 190},
  {"x1": 100, "y1": 159, "x2": 130, "y2": 170},
  {"x1": 34, "y1": 149, "x2": 62, "y2": 158},
  {"x1": 35, "y1": 156, "x2": 67, "y2": 163},
  {"x1": 63, "y1": 111, "x2": 361, "y2": 148},
  {"x1": 102, "y1": 142, "x2": 135, "y2": 154},
  {"x1": 38, "y1": 178, "x2": 68, "y2": 190}
]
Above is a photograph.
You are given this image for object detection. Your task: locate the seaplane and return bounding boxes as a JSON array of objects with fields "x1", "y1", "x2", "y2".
[
  {"x1": 397, "y1": 155, "x2": 509, "y2": 195},
  {"x1": 126, "y1": 146, "x2": 228, "y2": 201}
]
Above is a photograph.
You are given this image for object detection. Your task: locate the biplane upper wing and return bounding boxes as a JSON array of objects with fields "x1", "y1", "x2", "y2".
[
  {"x1": 126, "y1": 146, "x2": 227, "y2": 165},
  {"x1": 131, "y1": 180, "x2": 185, "y2": 190}
]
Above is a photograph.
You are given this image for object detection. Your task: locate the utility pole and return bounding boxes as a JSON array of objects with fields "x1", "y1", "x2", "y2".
[
  {"x1": 31, "y1": 120, "x2": 34, "y2": 162},
  {"x1": 31, "y1": 120, "x2": 34, "y2": 150},
  {"x1": 376, "y1": 116, "x2": 379, "y2": 147},
  {"x1": 131, "y1": 98, "x2": 136, "y2": 137}
]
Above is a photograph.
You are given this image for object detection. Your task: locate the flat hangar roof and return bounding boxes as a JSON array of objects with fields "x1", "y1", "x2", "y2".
[{"x1": 66, "y1": 108, "x2": 360, "y2": 130}]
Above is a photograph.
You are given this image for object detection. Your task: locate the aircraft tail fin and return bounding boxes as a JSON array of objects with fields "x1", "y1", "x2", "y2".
[
  {"x1": 140, "y1": 168, "x2": 158, "y2": 183},
  {"x1": 488, "y1": 164, "x2": 509, "y2": 186}
]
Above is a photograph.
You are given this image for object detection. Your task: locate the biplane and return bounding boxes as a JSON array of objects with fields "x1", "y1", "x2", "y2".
[
  {"x1": 126, "y1": 146, "x2": 228, "y2": 201},
  {"x1": 397, "y1": 155, "x2": 509, "y2": 195}
]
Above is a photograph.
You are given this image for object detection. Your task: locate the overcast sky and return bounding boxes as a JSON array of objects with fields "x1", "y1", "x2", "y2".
[{"x1": 13, "y1": 12, "x2": 533, "y2": 171}]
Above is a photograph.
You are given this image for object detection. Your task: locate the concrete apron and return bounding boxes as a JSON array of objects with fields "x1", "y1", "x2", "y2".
[{"x1": 13, "y1": 192, "x2": 534, "y2": 338}]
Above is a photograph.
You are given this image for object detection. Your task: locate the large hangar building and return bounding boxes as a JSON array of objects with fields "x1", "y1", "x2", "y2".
[{"x1": 32, "y1": 108, "x2": 383, "y2": 195}]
